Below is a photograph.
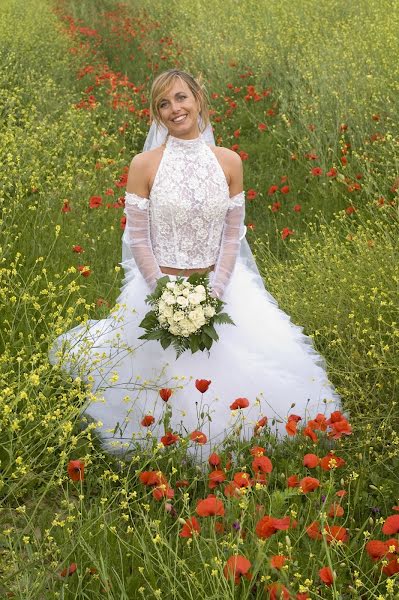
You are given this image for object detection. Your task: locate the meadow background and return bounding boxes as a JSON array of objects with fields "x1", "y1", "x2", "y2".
[{"x1": 0, "y1": 0, "x2": 398, "y2": 597}]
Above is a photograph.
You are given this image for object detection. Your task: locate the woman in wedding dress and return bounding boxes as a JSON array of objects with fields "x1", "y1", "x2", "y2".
[{"x1": 49, "y1": 69, "x2": 341, "y2": 456}]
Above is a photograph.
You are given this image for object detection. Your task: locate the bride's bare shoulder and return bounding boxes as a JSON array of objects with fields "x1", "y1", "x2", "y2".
[
  {"x1": 130, "y1": 146, "x2": 164, "y2": 169},
  {"x1": 127, "y1": 146, "x2": 165, "y2": 196},
  {"x1": 209, "y1": 144, "x2": 242, "y2": 165}
]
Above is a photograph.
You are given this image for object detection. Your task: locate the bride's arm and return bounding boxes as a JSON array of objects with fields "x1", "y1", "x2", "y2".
[
  {"x1": 211, "y1": 151, "x2": 245, "y2": 300},
  {"x1": 123, "y1": 154, "x2": 163, "y2": 291}
]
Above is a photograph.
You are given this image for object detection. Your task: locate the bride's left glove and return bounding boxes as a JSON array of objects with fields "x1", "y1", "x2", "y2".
[
  {"x1": 210, "y1": 191, "x2": 246, "y2": 300},
  {"x1": 124, "y1": 192, "x2": 163, "y2": 292}
]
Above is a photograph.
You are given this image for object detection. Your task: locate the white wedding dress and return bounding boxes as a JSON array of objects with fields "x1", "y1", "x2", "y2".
[{"x1": 49, "y1": 132, "x2": 341, "y2": 456}]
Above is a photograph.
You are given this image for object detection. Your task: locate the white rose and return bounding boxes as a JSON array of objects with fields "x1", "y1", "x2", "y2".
[
  {"x1": 169, "y1": 325, "x2": 181, "y2": 336},
  {"x1": 166, "y1": 282, "x2": 175, "y2": 290},
  {"x1": 173, "y1": 310, "x2": 185, "y2": 322},
  {"x1": 158, "y1": 315, "x2": 167, "y2": 325},
  {"x1": 188, "y1": 293, "x2": 202, "y2": 306},
  {"x1": 176, "y1": 295, "x2": 189, "y2": 308},
  {"x1": 182, "y1": 288, "x2": 191, "y2": 297},
  {"x1": 163, "y1": 306, "x2": 174, "y2": 319},
  {"x1": 204, "y1": 305, "x2": 216, "y2": 318},
  {"x1": 158, "y1": 299, "x2": 166, "y2": 312},
  {"x1": 162, "y1": 291, "x2": 176, "y2": 305},
  {"x1": 194, "y1": 284, "x2": 206, "y2": 295}
]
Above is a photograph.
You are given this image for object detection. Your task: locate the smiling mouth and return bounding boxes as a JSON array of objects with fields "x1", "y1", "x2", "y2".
[{"x1": 171, "y1": 114, "x2": 188, "y2": 123}]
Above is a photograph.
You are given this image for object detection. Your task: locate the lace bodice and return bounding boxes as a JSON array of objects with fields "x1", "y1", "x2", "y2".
[{"x1": 124, "y1": 133, "x2": 245, "y2": 269}]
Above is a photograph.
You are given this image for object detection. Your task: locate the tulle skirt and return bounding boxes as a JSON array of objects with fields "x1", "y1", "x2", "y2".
[{"x1": 49, "y1": 257, "x2": 341, "y2": 456}]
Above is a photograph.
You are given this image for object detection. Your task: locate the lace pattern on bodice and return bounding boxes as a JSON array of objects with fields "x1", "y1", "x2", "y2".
[{"x1": 124, "y1": 134, "x2": 245, "y2": 269}]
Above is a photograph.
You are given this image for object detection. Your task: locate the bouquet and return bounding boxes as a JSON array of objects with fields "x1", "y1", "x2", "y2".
[{"x1": 138, "y1": 273, "x2": 235, "y2": 358}]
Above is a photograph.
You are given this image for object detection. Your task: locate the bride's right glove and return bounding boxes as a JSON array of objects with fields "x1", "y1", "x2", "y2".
[
  {"x1": 124, "y1": 192, "x2": 163, "y2": 292},
  {"x1": 210, "y1": 191, "x2": 246, "y2": 300}
]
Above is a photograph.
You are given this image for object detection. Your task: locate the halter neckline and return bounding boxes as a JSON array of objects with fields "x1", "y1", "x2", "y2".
[{"x1": 166, "y1": 133, "x2": 204, "y2": 149}]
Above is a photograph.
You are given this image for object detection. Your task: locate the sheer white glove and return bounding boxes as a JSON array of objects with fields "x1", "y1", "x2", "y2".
[
  {"x1": 210, "y1": 191, "x2": 246, "y2": 300},
  {"x1": 124, "y1": 192, "x2": 163, "y2": 292}
]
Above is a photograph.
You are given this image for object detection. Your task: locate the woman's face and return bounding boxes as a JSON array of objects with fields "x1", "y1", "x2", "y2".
[{"x1": 158, "y1": 78, "x2": 200, "y2": 138}]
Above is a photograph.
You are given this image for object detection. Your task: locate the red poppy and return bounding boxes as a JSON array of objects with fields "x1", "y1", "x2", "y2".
[
  {"x1": 160, "y1": 432, "x2": 179, "y2": 446},
  {"x1": 232, "y1": 472, "x2": 251, "y2": 488},
  {"x1": 258, "y1": 123, "x2": 267, "y2": 131},
  {"x1": 230, "y1": 397, "x2": 249, "y2": 410},
  {"x1": 189, "y1": 430, "x2": 207, "y2": 444},
  {"x1": 383, "y1": 557, "x2": 399, "y2": 576},
  {"x1": 67, "y1": 460, "x2": 84, "y2": 482},
  {"x1": 238, "y1": 150, "x2": 248, "y2": 160},
  {"x1": 311, "y1": 167, "x2": 323, "y2": 176},
  {"x1": 72, "y1": 245, "x2": 84, "y2": 253},
  {"x1": 255, "y1": 515, "x2": 291, "y2": 539},
  {"x1": 270, "y1": 555, "x2": 287, "y2": 569},
  {"x1": 286, "y1": 416, "x2": 300, "y2": 436},
  {"x1": 300, "y1": 477, "x2": 320, "y2": 493},
  {"x1": 271, "y1": 201, "x2": 281, "y2": 212},
  {"x1": 252, "y1": 455, "x2": 273, "y2": 474},
  {"x1": 139, "y1": 471, "x2": 166, "y2": 486},
  {"x1": 336, "y1": 489, "x2": 347, "y2": 498},
  {"x1": 345, "y1": 205, "x2": 356, "y2": 215},
  {"x1": 320, "y1": 453, "x2": 346, "y2": 471},
  {"x1": 247, "y1": 188, "x2": 257, "y2": 200},
  {"x1": 326, "y1": 167, "x2": 337, "y2": 177},
  {"x1": 366, "y1": 539, "x2": 388, "y2": 560},
  {"x1": 293, "y1": 204, "x2": 302, "y2": 212},
  {"x1": 196, "y1": 495, "x2": 225, "y2": 517},
  {"x1": 159, "y1": 388, "x2": 172, "y2": 402},
  {"x1": 303, "y1": 425, "x2": 318, "y2": 443},
  {"x1": 254, "y1": 417, "x2": 268, "y2": 434},
  {"x1": 180, "y1": 516, "x2": 201, "y2": 538},
  {"x1": 152, "y1": 485, "x2": 174, "y2": 501},
  {"x1": 223, "y1": 555, "x2": 251, "y2": 585},
  {"x1": 268, "y1": 185, "x2": 279, "y2": 195},
  {"x1": 328, "y1": 503, "x2": 344, "y2": 518},
  {"x1": 61, "y1": 200, "x2": 71, "y2": 213},
  {"x1": 141, "y1": 415, "x2": 155, "y2": 427},
  {"x1": 382, "y1": 514, "x2": 399, "y2": 535},
  {"x1": 214, "y1": 521, "x2": 225, "y2": 535},
  {"x1": 319, "y1": 566, "x2": 334, "y2": 585},
  {"x1": 120, "y1": 215, "x2": 126, "y2": 230},
  {"x1": 60, "y1": 562, "x2": 77, "y2": 577},
  {"x1": 224, "y1": 482, "x2": 241, "y2": 498},
  {"x1": 341, "y1": 156, "x2": 348, "y2": 165},
  {"x1": 195, "y1": 379, "x2": 211, "y2": 393},
  {"x1": 208, "y1": 452, "x2": 221, "y2": 468},
  {"x1": 77, "y1": 265, "x2": 91, "y2": 277},
  {"x1": 280, "y1": 185, "x2": 290, "y2": 194},
  {"x1": 175, "y1": 479, "x2": 190, "y2": 488},
  {"x1": 233, "y1": 129, "x2": 240, "y2": 138},
  {"x1": 306, "y1": 521, "x2": 322, "y2": 540},
  {"x1": 325, "y1": 525, "x2": 348, "y2": 543},
  {"x1": 89, "y1": 195, "x2": 102, "y2": 208},
  {"x1": 287, "y1": 474, "x2": 300, "y2": 488},
  {"x1": 267, "y1": 582, "x2": 290, "y2": 599},
  {"x1": 281, "y1": 227, "x2": 294, "y2": 240},
  {"x1": 208, "y1": 470, "x2": 226, "y2": 489},
  {"x1": 250, "y1": 446, "x2": 265, "y2": 457},
  {"x1": 303, "y1": 454, "x2": 319, "y2": 468},
  {"x1": 328, "y1": 416, "x2": 352, "y2": 439}
]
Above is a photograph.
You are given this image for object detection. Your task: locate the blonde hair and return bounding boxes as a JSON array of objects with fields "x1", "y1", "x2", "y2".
[{"x1": 149, "y1": 69, "x2": 210, "y2": 133}]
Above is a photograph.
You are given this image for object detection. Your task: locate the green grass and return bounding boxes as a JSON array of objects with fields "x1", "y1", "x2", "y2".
[{"x1": 0, "y1": 0, "x2": 398, "y2": 597}]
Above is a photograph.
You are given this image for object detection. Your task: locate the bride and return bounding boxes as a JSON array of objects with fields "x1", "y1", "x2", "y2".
[{"x1": 49, "y1": 69, "x2": 341, "y2": 456}]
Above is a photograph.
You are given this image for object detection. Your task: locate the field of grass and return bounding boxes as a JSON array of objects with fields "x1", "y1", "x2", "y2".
[{"x1": 0, "y1": 0, "x2": 398, "y2": 597}]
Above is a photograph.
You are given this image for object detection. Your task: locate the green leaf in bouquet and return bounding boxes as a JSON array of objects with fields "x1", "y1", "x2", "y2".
[
  {"x1": 189, "y1": 334, "x2": 201, "y2": 354},
  {"x1": 138, "y1": 311, "x2": 159, "y2": 329},
  {"x1": 212, "y1": 312, "x2": 236, "y2": 326},
  {"x1": 201, "y1": 331, "x2": 213, "y2": 350},
  {"x1": 202, "y1": 324, "x2": 219, "y2": 342},
  {"x1": 138, "y1": 329, "x2": 164, "y2": 341},
  {"x1": 160, "y1": 336, "x2": 172, "y2": 350}
]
